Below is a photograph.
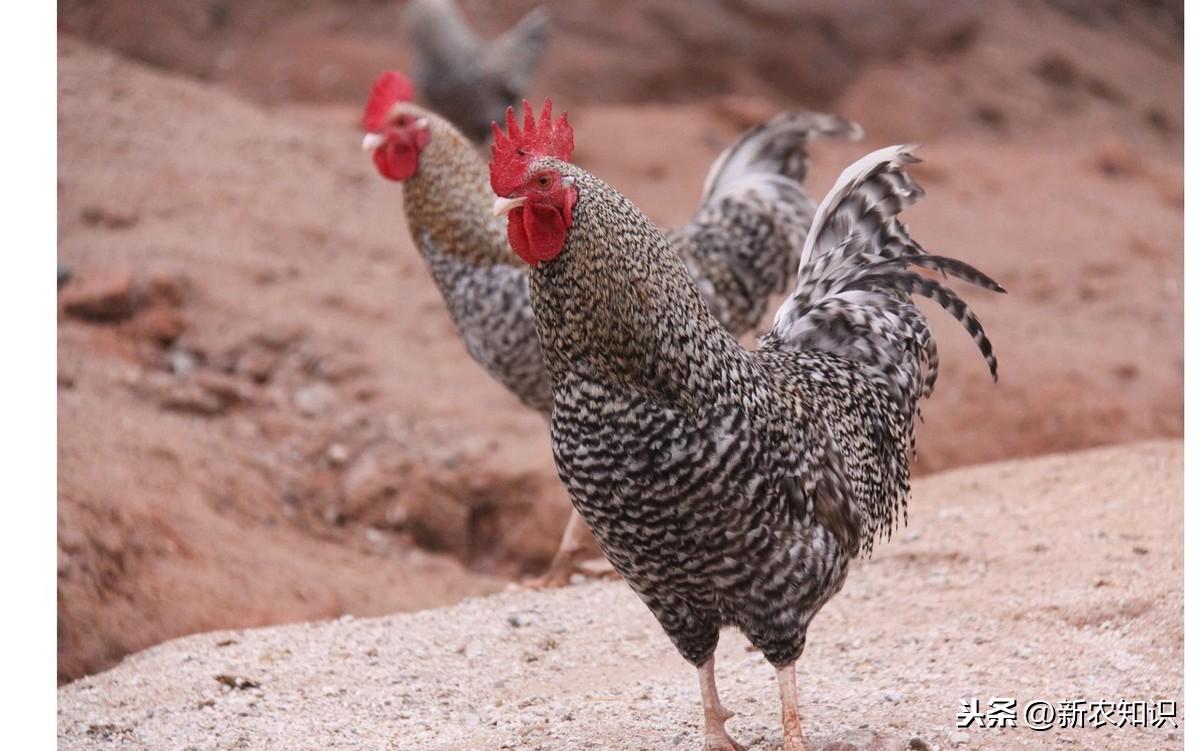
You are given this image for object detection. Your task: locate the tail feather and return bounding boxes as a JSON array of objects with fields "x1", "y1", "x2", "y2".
[
  {"x1": 700, "y1": 110, "x2": 862, "y2": 205},
  {"x1": 670, "y1": 109, "x2": 861, "y2": 337},
  {"x1": 768, "y1": 144, "x2": 1003, "y2": 426},
  {"x1": 848, "y1": 266, "x2": 999, "y2": 382}
]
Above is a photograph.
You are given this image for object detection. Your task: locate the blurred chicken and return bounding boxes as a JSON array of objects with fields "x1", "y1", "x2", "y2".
[
  {"x1": 490, "y1": 100, "x2": 1001, "y2": 750},
  {"x1": 404, "y1": 0, "x2": 549, "y2": 143},
  {"x1": 361, "y1": 71, "x2": 860, "y2": 585}
]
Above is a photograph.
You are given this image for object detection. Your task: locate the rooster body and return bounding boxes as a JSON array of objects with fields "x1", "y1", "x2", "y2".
[
  {"x1": 531, "y1": 165, "x2": 904, "y2": 667},
  {"x1": 363, "y1": 74, "x2": 860, "y2": 584},
  {"x1": 490, "y1": 103, "x2": 1000, "y2": 749}
]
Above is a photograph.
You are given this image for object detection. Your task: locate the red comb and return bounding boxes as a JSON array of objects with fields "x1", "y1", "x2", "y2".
[
  {"x1": 489, "y1": 98, "x2": 574, "y2": 196},
  {"x1": 363, "y1": 71, "x2": 414, "y2": 131}
]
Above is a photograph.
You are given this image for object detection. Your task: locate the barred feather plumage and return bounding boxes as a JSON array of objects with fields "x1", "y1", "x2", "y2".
[
  {"x1": 769, "y1": 145, "x2": 1003, "y2": 434},
  {"x1": 511, "y1": 141, "x2": 1002, "y2": 676}
]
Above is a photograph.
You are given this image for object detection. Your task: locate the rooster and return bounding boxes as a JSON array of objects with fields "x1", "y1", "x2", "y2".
[
  {"x1": 490, "y1": 101, "x2": 1001, "y2": 751},
  {"x1": 362, "y1": 72, "x2": 861, "y2": 586},
  {"x1": 404, "y1": 0, "x2": 549, "y2": 143}
]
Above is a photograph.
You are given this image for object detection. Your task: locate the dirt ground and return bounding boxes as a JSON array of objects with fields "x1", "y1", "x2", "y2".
[
  {"x1": 57, "y1": 442, "x2": 1184, "y2": 750},
  {"x1": 57, "y1": 0, "x2": 1182, "y2": 683}
]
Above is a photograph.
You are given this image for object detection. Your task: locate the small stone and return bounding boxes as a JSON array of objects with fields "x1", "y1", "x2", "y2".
[
  {"x1": 159, "y1": 383, "x2": 225, "y2": 416},
  {"x1": 236, "y1": 348, "x2": 279, "y2": 384},
  {"x1": 327, "y1": 443, "x2": 351, "y2": 466},
  {"x1": 133, "y1": 305, "x2": 186, "y2": 345},
  {"x1": 950, "y1": 731, "x2": 969, "y2": 746},
  {"x1": 80, "y1": 204, "x2": 139, "y2": 229},
  {"x1": 145, "y1": 271, "x2": 189, "y2": 306},
  {"x1": 294, "y1": 383, "x2": 336, "y2": 416},
  {"x1": 61, "y1": 270, "x2": 135, "y2": 321},
  {"x1": 254, "y1": 324, "x2": 307, "y2": 351},
  {"x1": 215, "y1": 674, "x2": 260, "y2": 690},
  {"x1": 908, "y1": 738, "x2": 931, "y2": 751},
  {"x1": 169, "y1": 349, "x2": 198, "y2": 376},
  {"x1": 1094, "y1": 141, "x2": 1143, "y2": 179},
  {"x1": 193, "y1": 371, "x2": 255, "y2": 407},
  {"x1": 884, "y1": 690, "x2": 903, "y2": 703}
]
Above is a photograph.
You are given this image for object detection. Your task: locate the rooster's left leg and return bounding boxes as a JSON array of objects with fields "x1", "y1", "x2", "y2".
[
  {"x1": 698, "y1": 656, "x2": 744, "y2": 751},
  {"x1": 775, "y1": 662, "x2": 808, "y2": 751},
  {"x1": 527, "y1": 508, "x2": 593, "y2": 588}
]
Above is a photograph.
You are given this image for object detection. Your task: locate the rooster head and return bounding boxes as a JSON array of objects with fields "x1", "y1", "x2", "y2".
[
  {"x1": 489, "y1": 99, "x2": 577, "y2": 266},
  {"x1": 361, "y1": 71, "x2": 431, "y2": 182}
]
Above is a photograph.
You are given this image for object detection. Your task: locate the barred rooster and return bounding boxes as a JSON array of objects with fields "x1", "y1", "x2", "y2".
[
  {"x1": 361, "y1": 72, "x2": 861, "y2": 586},
  {"x1": 490, "y1": 101, "x2": 1001, "y2": 751},
  {"x1": 404, "y1": 0, "x2": 549, "y2": 143}
]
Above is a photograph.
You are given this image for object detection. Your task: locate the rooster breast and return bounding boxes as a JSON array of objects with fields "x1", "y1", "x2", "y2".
[{"x1": 548, "y1": 353, "x2": 896, "y2": 668}]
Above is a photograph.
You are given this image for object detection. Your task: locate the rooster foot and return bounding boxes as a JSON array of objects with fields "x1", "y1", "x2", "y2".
[
  {"x1": 524, "y1": 556, "x2": 613, "y2": 589},
  {"x1": 781, "y1": 722, "x2": 808, "y2": 751},
  {"x1": 702, "y1": 707, "x2": 745, "y2": 751},
  {"x1": 703, "y1": 731, "x2": 746, "y2": 751}
]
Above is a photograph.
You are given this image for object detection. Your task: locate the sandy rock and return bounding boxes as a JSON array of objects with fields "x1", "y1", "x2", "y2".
[
  {"x1": 131, "y1": 305, "x2": 186, "y2": 345},
  {"x1": 293, "y1": 382, "x2": 336, "y2": 416},
  {"x1": 61, "y1": 269, "x2": 135, "y2": 321},
  {"x1": 80, "y1": 204, "x2": 139, "y2": 229}
]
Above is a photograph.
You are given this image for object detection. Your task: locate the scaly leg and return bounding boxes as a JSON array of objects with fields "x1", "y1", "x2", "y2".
[
  {"x1": 776, "y1": 662, "x2": 808, "y2": 751},
  {"x1": 527, "y1": 508, "x2": 593, "y2": 588},
  {"x1": 698, "y1": 656, "x2": 745, "y2": 751}
]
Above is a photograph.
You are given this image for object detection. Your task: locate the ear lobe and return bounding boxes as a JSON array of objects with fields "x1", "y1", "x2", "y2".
[{"x1": 562, "y1": 185, "x2": 577, "y2": 229}]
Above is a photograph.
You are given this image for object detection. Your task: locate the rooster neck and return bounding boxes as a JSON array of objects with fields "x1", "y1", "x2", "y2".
[
  {"x1": 399, "y1": 111, "x2": 515, "y2": 268},
  {"x1": 526, "y1": 165, "x2": 750, "y2": 410}
]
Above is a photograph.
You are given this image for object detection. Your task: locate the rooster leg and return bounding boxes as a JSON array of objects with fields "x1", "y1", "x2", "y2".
[
  {"x1": 698, "y1": 656, "x2": 744, "y2": 751},
  {"x1": 527, "y1": 509, "x2": 591, "y2": 588},
  {"x1": 775, "y1": 662, "x2": 808, "y2": 751}
]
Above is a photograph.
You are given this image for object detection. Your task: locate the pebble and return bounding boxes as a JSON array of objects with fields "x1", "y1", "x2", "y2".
[
  {"x1": 60, "y1": 269, "x2": 135, "y2": 321},
  {"x1": 327, "y1": 443, "x2": 351, "y2": 465},
  {"x1": 294, "y1": 383, "x2": 337, "y2": 416}
]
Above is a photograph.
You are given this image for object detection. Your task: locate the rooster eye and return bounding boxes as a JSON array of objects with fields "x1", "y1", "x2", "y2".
[{"x1": 537, "y1": 174, "x2": 552, "y2": 188}]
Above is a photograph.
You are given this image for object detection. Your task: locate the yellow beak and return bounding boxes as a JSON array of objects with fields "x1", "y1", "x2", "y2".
[{"x1": 492, "y1": 196, "x2": 528, "y2": 216}]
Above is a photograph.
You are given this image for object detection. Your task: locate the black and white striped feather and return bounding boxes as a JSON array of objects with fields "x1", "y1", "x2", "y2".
[
  {"x1": 768, "y1": 145, "x2": 1003, "y2": 433},
  {"x1": 520, "y1": 143, "x2": 1003, "y2": 674},
  {"x1": 669, "y1": 111, "x2": 862, "y2": 334}
]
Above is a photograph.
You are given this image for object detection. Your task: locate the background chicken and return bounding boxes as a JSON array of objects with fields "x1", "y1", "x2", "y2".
[
  {"x1": 490, "y1": 102, "x2": 1001, "y2": 751},
  {"x1": 404, "y1": 0, "x2": 550, "y2": 144},
  {"x1": 361, "y1": 71, "x2": 861, "y2": 585}
]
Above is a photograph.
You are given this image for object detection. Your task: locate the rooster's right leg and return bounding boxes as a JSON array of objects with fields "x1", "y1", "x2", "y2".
[
  {"x1": 775, "y1": 662, "x2": 809, "y2": 751},
  {"x1": 527, "y1": 508, "x2": 593, "y2": 588},
  {"x1": 698, "y1": 655, "x2": 745, "y2": 751}
]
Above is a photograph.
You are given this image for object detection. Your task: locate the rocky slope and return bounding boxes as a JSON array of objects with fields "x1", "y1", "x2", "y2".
[
  {"x1": 58, "y1": 442, "x2": 1183, "y2": 750},
  {"x1": 58, "y1": 0, "x2": 1181, "y2": 682}
]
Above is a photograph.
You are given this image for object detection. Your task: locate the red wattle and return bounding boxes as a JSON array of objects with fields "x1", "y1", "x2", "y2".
[
  {"x1": 507, "y1": 205, "x2": 567, "y2": 266},
  {"x1": 371, "y1": 124, "x2": 429, "y2": 182}
]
